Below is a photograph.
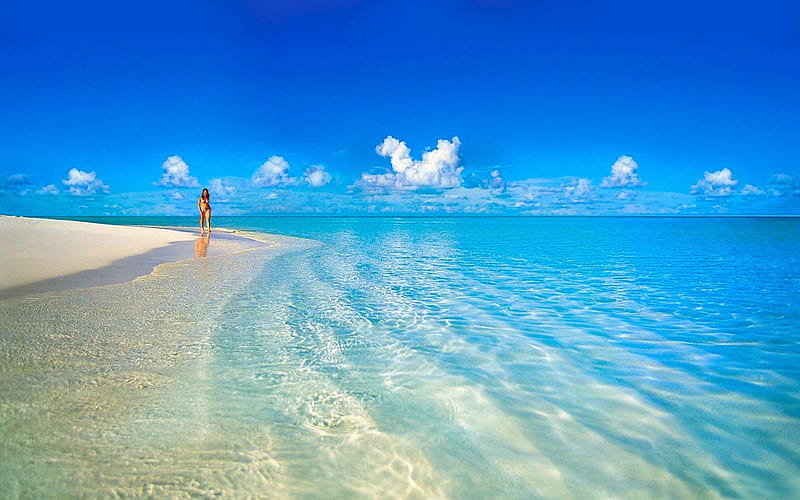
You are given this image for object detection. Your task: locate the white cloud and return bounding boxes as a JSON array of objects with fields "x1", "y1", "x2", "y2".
[
  {"x1": 766, "y1": 173, "x2": 799, "y2": 197},
  {"x1": 376, "y1": 136, "x2": 413, "y2": 173},
  {"x1": 741, "y1": 184, "x2": 765, "y2": 196},
  {"x1": 356, "y1": 135, "x2": 464, "y2": 191},
  {"x1": 482, "y1": 168, "x2": 506, "y2": 192},
  {"x1": 37, "y1": 184, "x2": 59, "y2": 195},
  {"x1": 0, "y1": 173, "x2": 34, "y2": 196},
  {"x1": 492, "y1": 176, "x2": 605, "y2": 213},
  {"x1": 768, "y1": 173, "x2": 794, "y2": 186},
  {"x1": 565, "y1": 177, "x2": 594, "y2": 201},
  {"x1": 303, "y1": 165, "x2": 332, "y2": 188},
  {"x1": 209, "y1": 178, "x2": 236, "y2": 199},
  {"x1": 691, "y1": 168, "x2": 738, "y2": 196},
  {"x1": 705, "y1": 168, "x2": 737, "y2": 186},
  {"x1": 505, "y1": 177, "x2": 563, "y2": 204},
  {"x1": 62, "y1": 168, "x2": 109, "y2": 195},
  {"x1": 601, "y1": 155, "x2": 644, "y2": 188},
  {"x1": 252, "y1": 155, "x2": 296, "y2": 187},
  {"x1": 4, "y1": 173, "x2": 32, "y2": 185},
  {"x1": 157, "y1": 155, "x2": 200, "y2": 188}
]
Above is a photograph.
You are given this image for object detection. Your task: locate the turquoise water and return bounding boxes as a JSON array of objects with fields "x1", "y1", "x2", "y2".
[{"x1": 2, "y1": 216, "x2": 799, "y2": 497}]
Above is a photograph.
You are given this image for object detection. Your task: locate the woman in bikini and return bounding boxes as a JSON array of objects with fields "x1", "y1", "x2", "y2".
[{"x1": 197, "y1": 188, "x2": 211, "y2": 233}]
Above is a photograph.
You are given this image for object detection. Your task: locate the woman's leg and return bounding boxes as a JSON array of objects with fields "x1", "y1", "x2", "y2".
[
  {"x1": 200, "y1": 212, "x2": 205, "y2": 232},
  {"x1": 205, "y1": 210, "x2": 212, "y2": 231}
]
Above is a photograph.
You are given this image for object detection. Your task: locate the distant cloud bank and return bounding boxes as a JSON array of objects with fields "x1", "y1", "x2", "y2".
[{"x1": 4, "y1": 137, "x2": 798, "y2": 216}]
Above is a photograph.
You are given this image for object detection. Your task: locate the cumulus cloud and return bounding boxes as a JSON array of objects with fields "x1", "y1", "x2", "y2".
[
  {"x1": 356, "y1": 135, "x2": 464, "y2": 191},
  {"x1": 252, "y1": 156, "x2": 296, "y2": 187},
  {"x1": 377, "y1": 136, "x2": 413, "y2": 172},
  {"x1": 691, "y1": 168, "x2": 738, "y2": 196},
  {"x1": 601, "y1": 155, "x2": 644, "y2": 188},
  {"x1": 62, "y1": 168, "x2": 109, "y2": 195},
  {"x1": 157, "y1": 155, "x2": 200, "y2": 188},
  {"x1": 303, "y1": 165, "x2": 332, "y2": 187}
]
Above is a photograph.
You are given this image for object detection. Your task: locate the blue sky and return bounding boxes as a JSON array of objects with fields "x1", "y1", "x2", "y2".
[{"x1": 1, "y1": 0, "x2": 799, "y2": 215}]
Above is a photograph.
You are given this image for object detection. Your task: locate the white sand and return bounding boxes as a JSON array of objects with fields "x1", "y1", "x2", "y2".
[{"x1": 0, "y1": 216, "x2": 196, "y2": 290}]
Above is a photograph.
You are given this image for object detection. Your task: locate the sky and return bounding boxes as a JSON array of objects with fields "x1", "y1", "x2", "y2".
[{"x1": 1, "y1": 0, "x2": 799, "y2": 216}]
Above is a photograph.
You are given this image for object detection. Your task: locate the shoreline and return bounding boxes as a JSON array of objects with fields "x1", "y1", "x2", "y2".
[{"x1": 0, "y1": 215, "x2": 268, "y2": 299}]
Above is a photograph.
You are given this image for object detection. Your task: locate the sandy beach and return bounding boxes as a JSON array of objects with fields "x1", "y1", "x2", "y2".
[
  {"x1": 0, "y1": 216, "x2": 196, "y2": 293},
  {"x1": 0, "y1": 216, "x2": 268, "y2": 298}
]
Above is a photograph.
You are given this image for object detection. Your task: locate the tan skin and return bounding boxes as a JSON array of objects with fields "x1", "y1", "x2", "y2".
[{"x1": 197, "y1": 188, "x2": 211, "y2": 233}]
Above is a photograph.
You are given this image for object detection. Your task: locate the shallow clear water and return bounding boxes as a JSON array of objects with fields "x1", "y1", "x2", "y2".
[{"x1": 2, "y1": 216, "x2": 799, "y2": 497}]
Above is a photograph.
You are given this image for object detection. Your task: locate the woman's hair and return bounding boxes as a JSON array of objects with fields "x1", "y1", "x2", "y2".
[{"x1": 202, "y1": 188, "x2": 210, "y2": 199}]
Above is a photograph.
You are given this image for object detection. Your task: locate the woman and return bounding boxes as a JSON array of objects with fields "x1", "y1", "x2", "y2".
[{"x1": 197, "y1": 188, "x2": 211, "y2": 233}]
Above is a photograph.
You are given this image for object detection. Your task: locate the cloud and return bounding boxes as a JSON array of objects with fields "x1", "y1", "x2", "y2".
[
  {"x1": 766, "y1": 173, "x2": 800, "y2": 197},
  {"x1": 691, "y1": 168, "x2": 738, "y2": 196},
  {"x1": 600, "y1": 155, "x2": 644, "y2": 188},
  {"x1": 705, "y1": 168, "x2": 737, "y2": 186},
  {"x1": 62, "y1": 168, "x2": 109, "y2": 195},
  {"x1": 356, "y1": 135, "x2": 464, "y2": 191},
  {"x1": 3, "y1": 173, "x2": 32, "y2": 186},
  {"x1": 37, "y1": 184, "x2": 59, "y2": 195},
  {"x1": 252, "y1": 155, "x2": 297, "y2": 187},
  {"x1": 303, "y1": 164, "x2": 332, "y2": 187},
  {"x1": 0, "y1": 173, "x2": 34, "y2": 196},
  {"x1": 565, "y1": 177, "x2": 594, "y2": 201},
  {"x1": 209, "y1": 177, "x2": 236, "y2": 199},
  {"x1": 376, "y1": 136, "x2": 413, "y2": 172},
  {"x1": 741, "y1": 184, "x2": 765, "y2": 196},
  {"x1": 157, "y1": 155, "x2": 200, "y2": 188},
  {"x1": 505, "y1": 177, "x2": 565, "y2": 205},
  {"x1": 768, "y1": 173, "x2": 794, "y2": 186},
  {"x1": 482, "y1": 169, "x2": 506, "y2": 192},
  {"x1": 491, "y1": 176, "x2": 607, "y2": 213}
]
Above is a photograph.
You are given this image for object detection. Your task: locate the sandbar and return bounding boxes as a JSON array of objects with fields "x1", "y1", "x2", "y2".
[{"x1": 0, "y1": 216, "x2": 264, "y2": 298}]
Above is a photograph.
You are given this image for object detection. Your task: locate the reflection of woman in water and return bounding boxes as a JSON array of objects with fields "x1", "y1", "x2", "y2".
[
  {"x1": 195, "y1": 232, "x2": 210, "y2": 257},
  {"x1": 197, "y1": 188, "x2": 211, "y2": 233}
]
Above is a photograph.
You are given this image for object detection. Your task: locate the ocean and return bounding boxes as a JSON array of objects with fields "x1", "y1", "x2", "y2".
[{"x1": 1, "y1": 216, "x2": 798, "y2": 497}]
